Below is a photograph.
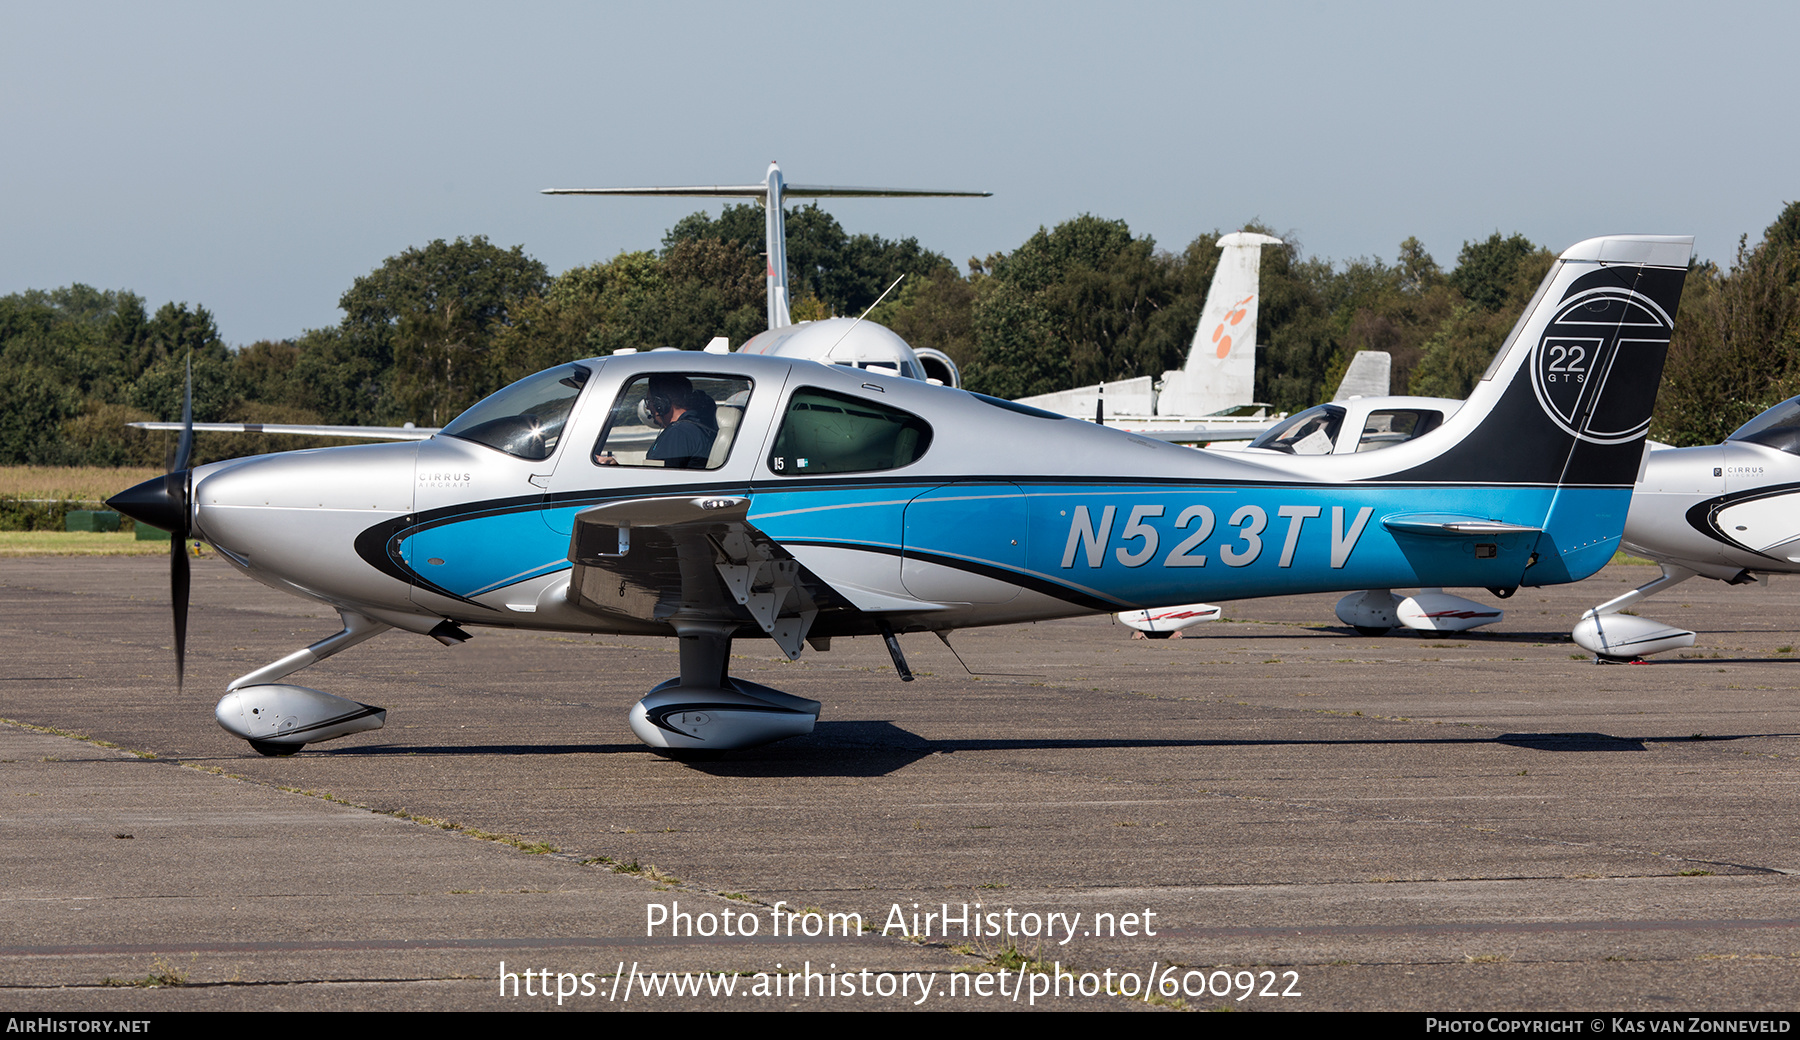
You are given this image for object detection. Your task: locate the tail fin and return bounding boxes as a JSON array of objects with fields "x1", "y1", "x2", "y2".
[
  {"x1": 1332, "y1": 351, "x2": 1392, "y2": 401},
  {"x1": 763, "y1": 163, "x2": 792, "y2": 328},
  {"x1": 1155, "y1": 231, "x2": 1284, "y2": 415},
  {"x1": 1386, "y1": 234, "x2": 1691, "y2": 488},
  {"x1": 1378, "y1": 234, "x2": 1692, "y2": 584}
]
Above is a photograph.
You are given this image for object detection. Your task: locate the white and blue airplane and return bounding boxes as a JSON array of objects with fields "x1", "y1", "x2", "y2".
[{"x1": 109, "y1": 232, "x2": 1692, "y2": 756}]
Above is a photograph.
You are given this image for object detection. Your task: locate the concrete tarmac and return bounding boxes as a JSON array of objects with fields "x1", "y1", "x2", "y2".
[{"x1": 2, "y1": 555, "x2": 1798, "y2": 1012}]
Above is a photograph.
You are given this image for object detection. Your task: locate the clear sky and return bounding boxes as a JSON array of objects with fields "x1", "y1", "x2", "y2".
[{"x1": 3, "y1": 0, "x2": 1795, "y2": 345}]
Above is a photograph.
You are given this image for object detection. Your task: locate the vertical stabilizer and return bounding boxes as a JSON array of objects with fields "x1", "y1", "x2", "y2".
[
  {"x1": 1332, "y1": 351, "x2": 1392, "y2": 401},
  {"x1": 763, "y1": 162, "x2": 792, "y2": 329},
  {"x1": 1378, "y1": 234, "x2": 1693, "y2": 584},
  {"x1": 1156, "y1": 231, "x2": 1284, "y2": 416}
]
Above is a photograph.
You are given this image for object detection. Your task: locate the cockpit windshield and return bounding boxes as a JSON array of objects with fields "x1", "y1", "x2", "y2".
[
  {"x1": 1727, "y1": 395, "x2": 1800, "y2": 455},
  {"x1": 1247, "y1": 404, "x2": 1345, "y2": 455},
  {"x1": 440, "y1": 363, "x2": 590, "y2": 460}
]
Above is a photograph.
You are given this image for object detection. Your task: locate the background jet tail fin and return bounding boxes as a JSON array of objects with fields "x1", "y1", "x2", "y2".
[
  {"x1": 764, "y1": 163, "x2": 791, "y2": 328},
  {"x1": 1157, "y1": 231, "x2": 1283, "y2": 416}
]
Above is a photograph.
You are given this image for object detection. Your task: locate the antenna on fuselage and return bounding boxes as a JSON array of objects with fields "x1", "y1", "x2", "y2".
[
  {"x1": 543, "y1": 164, "x2": 989, "y2": 332},
  {"x1": 824, "y1": 273, "x2": 907, "y2": 356}
]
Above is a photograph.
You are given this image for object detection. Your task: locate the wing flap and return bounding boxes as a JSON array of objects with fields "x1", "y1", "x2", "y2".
[{"x1": 566, "y1": 495, "x2": 853, "y2": 659}]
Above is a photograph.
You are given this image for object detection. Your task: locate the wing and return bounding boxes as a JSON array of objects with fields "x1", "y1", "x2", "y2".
[
  {"x1": 565, "y1": 495, "x2": 856, "y2": 659},
  {"x1": 130, "y1": 421, "x2": 437, "y2": 441},
  {"x1": 1127, "y1": 424, "x2": 1277, "y2": 444}
]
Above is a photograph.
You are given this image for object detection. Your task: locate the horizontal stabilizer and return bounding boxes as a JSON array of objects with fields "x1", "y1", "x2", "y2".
[
  {"x1": 543, "y1": 185, "x2": 989, "y2": 199},
  {"x1": 1382, "y1": 515, "x2": 1543, "y2": 538},
  {"x1": 1130, "y1": 425, "x2": 1275, "y2": 444},
  {"x1": 548, "y1": 163, "x2": 988, "y2": 331}
]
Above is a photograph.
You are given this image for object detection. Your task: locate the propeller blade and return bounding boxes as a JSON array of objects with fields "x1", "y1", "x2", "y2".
[
  {"x1": 173, "y1": 354, "x2": 194, "y2": 473},
  {"x1": 112, "y1": 355, "x2": 198, "y2": 690},
  {"x1": 169, "y1": 353, "x2": 194, "y2": 688},
  {"x1": 171, "y1": 499, "x2": 189, "y2": 690}
]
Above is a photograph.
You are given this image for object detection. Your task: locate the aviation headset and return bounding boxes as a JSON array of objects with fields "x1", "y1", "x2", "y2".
[{"x1": 637, "y1": 376, "x2": 692, "y2": 429}]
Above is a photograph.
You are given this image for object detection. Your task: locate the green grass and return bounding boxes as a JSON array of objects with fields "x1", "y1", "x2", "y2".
[
  {"x1": 0, "y1": 465, "x2": 161, "y2": 501},
  {"x1": 101, "y1": 956, "x2": 189, "y2": 988},
  {"x1": 0, "y1": 530, "x2": 172, "y2": 556}
]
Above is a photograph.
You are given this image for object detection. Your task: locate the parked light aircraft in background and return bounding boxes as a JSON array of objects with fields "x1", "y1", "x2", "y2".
[
  {"x1": 108, "y1": 233, "x2": 1691, "y2": 756},
  {"x1": 1572, "y1": 396, "x2": 1800, "y2": 659},
  {"x1": 1236, "y1": 386, "x2": 1800, "y2": 649},
  {"x1": 1114, "y1": 356, "x2": 1459, "y2": 637},
  {"x1": 1238, "y1": 392, "x2": 1514, "y2": 636}
]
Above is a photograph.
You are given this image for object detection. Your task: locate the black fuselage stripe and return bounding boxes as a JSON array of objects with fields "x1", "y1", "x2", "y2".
[
  {"x1": 1684, "y1": 481, "x2": 1800, "y2": 562},
  {"x1": 781, "y1": 540, "x2": 1121, "y2": 612}
]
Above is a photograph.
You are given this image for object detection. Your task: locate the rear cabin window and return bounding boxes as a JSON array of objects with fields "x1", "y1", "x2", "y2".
[{"x1": 768, "y1": 387, "x2": 932, "y2": 476}]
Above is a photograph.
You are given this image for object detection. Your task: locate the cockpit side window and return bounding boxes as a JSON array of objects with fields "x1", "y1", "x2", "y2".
[
  {"x1": 592, "y1": 374, "x2": 754, "y2": 470},
  {"x1": 440, "y1": 363, "x2": 589, "y2": 461},
  {"x1": 1248, "y1": 405, "x2": 1345, "y2": 455},
  {"x1": 768, "y1": 387, "x2": 932, "y2": 475},
  {"x1": 1355, "y1": 409, "x2": 1443, "y2": 452},
  {"x1": 1728, "y1": 395, "x2": 1800, "y2": 455}
]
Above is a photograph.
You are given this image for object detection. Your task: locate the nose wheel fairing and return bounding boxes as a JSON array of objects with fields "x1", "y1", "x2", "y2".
[
  {"x1": 1571, "y1": 565, "x2": 1700, "y2": 661},
  {"x1": 213, "y1": 609, "x2": 395, "y2": 754},
  {"x1": 216, "y1": 684, "x2": 387, "y2": 747}
]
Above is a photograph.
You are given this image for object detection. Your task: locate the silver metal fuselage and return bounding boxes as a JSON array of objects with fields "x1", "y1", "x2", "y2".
[
  {"x1": 186, "y1": 342, "x2": 1634, "y2": 648},
  {"x1": 1624, "y1": 439, "x2": 1800, "y2": 580}
]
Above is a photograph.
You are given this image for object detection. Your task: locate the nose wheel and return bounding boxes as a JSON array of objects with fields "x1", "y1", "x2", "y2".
[{"x1": 215, "y1": 610, "x2": 395, "y2": 754}]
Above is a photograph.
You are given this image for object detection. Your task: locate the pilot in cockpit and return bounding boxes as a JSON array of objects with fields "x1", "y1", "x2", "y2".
[
  {"x1": 643, "y1": 375, "x2": 719, "y2": 469},
  {"x1": 596, "y1": 374, "x2": 720, "y2": 469}
]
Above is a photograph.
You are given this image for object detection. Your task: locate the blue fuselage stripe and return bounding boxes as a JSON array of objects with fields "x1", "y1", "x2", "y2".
[{"x1": 387, "y1": 481, "x2": 1627, "y2": 608}]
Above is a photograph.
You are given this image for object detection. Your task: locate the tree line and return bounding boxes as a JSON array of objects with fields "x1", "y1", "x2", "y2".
[{"x1": 3, "y1": 201, "x2": 1795, "y2": 467}]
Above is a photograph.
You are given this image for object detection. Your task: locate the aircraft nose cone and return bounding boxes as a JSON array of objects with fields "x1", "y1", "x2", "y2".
[{"x1": 107, "y1": 472, "x2": 187, "y2": 532}]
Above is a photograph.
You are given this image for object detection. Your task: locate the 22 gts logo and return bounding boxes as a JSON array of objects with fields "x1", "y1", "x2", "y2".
[{"x1": 1529, "y1": 287, "x2": 1673, "y2": 445}]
